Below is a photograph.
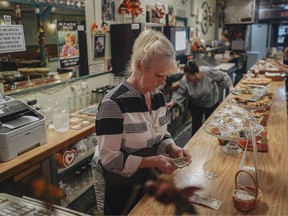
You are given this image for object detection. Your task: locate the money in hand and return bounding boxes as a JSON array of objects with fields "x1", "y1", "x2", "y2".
[
  {"x1": 172, "y1": 157, "x2": 189, "y2": 168},
  {"x1": 189, "y1": 193, "x2": 222, "y2": 210}
]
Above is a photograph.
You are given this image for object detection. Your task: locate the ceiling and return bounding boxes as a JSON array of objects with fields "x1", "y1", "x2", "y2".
[{"x1": 0, "y1": 0, "x2": 85, "y2": 15}]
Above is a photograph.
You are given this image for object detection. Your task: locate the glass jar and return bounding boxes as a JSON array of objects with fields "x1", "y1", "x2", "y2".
[
  {"x1": 92, "y1": 88, "x2": 98, "y2": 104},
  {"x1": 97, "y1": 88, "x2": 105, "y2": 103}
]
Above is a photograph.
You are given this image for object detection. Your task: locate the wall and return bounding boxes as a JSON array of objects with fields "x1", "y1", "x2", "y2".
[
  {"x1": 12, "y1": 0, "x2": 218, "y2": 106},
  {"x1": 85, "y1": 0, "x2": 217, "y2": 75},
  {"x1": 0, "y1": 10, "x2": 85, "y2": 46}
]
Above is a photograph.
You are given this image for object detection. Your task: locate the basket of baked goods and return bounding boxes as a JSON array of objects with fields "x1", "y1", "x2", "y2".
[
  {"x1": 232, "y1": 170, "x2": 262, "y2": 212},
  {"x1": 264, "y1": 72, "x2": 286, "y2": 81},
  {"x1": 229, "y1": 85, "x2": 272, "y2": 111},
  {"x1": 229, "y1": 96, "x2": 272, "y2": 111}
]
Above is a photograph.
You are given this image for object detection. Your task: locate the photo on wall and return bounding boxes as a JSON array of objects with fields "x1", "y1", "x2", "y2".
[{"x1": 94, "y1": 34, "x2": 105, "y2": 58}]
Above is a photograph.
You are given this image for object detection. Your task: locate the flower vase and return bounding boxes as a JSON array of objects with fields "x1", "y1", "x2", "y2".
[{"x1": 131, "y1": 14, "x2": 135, "y2": 23}]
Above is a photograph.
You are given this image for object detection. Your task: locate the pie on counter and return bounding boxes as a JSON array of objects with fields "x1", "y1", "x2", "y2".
[
  {"x1": 17, "y1": 67, "x2": 51, "y2": 75},
  {"x1": 240, "y1": 77, "x2": 272, "y2": 85},
  {"x1": 230, "y1": 94, "x2": 272, "y2": 108}
]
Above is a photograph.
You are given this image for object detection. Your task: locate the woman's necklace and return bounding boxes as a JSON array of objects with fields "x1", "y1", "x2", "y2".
[{"x1": 144, "y1": 92, "x2": 152, "y2": 113}]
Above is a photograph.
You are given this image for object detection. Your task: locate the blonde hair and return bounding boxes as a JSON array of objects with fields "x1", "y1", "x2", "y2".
[
  {"x1": 127, "y1": 29, "x2": 177, "y2": 76},
  {"x1": 65, "y1": 32, "x2": 77, "y2": 45}
]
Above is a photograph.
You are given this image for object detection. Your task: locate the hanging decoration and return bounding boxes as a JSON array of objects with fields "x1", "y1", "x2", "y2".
[
  {"x1": 37, "y1": 20, "x2": 47, "y2": 66},
  {"x1": 101, "y1": 17, "x2": 108, "y2": 34},
  {"x1": 91, "y1": 20, "x2": 99, "y2": 33},
  {"x1": 15, "y1": 4, "x2": 22, "y2": 24},
  {"x1": 118, "y1": 0, "x2": 143, "y2": 23}
]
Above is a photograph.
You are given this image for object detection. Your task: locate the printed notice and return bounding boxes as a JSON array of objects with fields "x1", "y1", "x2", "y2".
[{"x1": 0, "y1": 25, "x2": 26, "y2": 53}]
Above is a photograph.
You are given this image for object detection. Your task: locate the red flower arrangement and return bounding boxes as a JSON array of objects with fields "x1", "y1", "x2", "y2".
[
  {"x1": 118, "y1": 0, "x2": 143, "y2": 20},
  {"x1": 145, "y1": 176, "x2": 201, "y2": 215}
]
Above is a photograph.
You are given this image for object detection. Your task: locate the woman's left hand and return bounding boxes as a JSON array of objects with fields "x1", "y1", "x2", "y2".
[{"x1": 166, "y1": 144, "x2": 192, "y2": 164}]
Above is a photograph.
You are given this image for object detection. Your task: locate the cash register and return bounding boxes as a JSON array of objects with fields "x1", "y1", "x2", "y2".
[
  {"x1": 0, "y1": 193, "x2": 88, "y2": 215},
  {"x1": 0, "y1": 91, "x2": 47, "y2": 162}
]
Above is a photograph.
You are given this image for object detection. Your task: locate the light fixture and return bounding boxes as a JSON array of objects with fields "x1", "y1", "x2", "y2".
[
  {"x1": 49, "y1": 22, "x2": 56, "y2": 30},
  {"x1": 34, "y1": 7, "x2": 40, "y2": 14}
]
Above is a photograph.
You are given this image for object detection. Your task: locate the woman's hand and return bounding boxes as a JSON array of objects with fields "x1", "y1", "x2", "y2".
[
  {"x1": 165, "y1": 144, "x2": 192, "y2": 164},
  {"x1": 140, "y1": 155, "x2": 178, "y2": 175},
  {"x1": 155, "y1": 155, "x2": 178, "y2": 174},
  {"x1": 228, "y1": 85, "x2": 235, "y2": 92},
  {"x1": 166, "y1": 101, "x2": 174, "y2": 110}
]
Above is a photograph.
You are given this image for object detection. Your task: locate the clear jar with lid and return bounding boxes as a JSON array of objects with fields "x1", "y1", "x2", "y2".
[
  {"x1": 92, "y1": 88, "x2": 98, "y2": 104},
  {"x1": 97, "y1": 88, "x2": 105, "y2": 103}
]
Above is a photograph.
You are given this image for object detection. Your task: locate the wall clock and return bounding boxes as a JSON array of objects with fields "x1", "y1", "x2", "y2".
[{"x1": 201, "y1": 1, "x2": 209, "y2": 35}]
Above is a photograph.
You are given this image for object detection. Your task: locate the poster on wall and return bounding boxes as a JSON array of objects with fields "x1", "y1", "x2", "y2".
[
  {"x1": 101, "y1": 0, "x2": 115, "y2": 21},
  {"x1": 94, "y1": 34, "x2": 105, "y2": 58},
  {"x1": 57, "y1": 21, "x2": 80, "y2": 68},
  {"x1": 146, "y1": 1, "x2": 166, "y2": 24}
]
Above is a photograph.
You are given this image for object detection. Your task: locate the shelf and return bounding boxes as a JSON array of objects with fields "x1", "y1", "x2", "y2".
[
  {"x1": 58, "y1": 148, "x2": 95, "y2": 175},
  {"x1": 60, "y1": 178, "x2": 94, "y2": 207},
  {"x1": 5, "y1": 71, "x2": 111, "y2": 97}
]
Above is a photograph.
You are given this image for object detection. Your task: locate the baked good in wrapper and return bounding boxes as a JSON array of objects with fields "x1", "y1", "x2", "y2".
[{"x1": 204, "y1": 105, "x2": 263, "y2": 140}]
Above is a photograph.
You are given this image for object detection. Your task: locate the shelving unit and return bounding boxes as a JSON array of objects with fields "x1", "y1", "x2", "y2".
[
  {"x1": 46, "y1": 133, "x2": 97, "y2": 213},
  {"x1": 57, "y1": 148, "x2": 95, "y2": 175},
  {"x1": 60, "y1": 177, "x2": 93, "y2": 207}
]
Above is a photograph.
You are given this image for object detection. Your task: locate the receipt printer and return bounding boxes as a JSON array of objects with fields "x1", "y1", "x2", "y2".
[{"x1": 0, "y1": 99, "x2": 47, "y2": 162}]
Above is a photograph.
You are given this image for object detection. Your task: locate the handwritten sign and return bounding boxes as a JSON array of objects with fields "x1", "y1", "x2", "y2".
[
  {"x1": 0, "y1": 25, "x2": 26, "y2": 53},
  {"x1": 89, "y1": 60, "x2": 105, "y2": 74},
  {"x1": 3, "y1": 15, "x2": 11, "y2": 25}
]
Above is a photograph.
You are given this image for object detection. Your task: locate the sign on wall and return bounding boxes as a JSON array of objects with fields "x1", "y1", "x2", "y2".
[
  {"x1": 0, "y1": 25, "x2": 26, "y2": 54},
  {"x1": 223, "y1": 0, "x2": 255, "y2": 24},
  {"x1": 57, "y1": 21, "x2": 80, "y2": 68}
]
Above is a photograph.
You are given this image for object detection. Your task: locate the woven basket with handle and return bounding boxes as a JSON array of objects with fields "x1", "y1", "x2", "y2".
[{"x1": 232, "y1": 170, "x2": 262, "y2": 212}]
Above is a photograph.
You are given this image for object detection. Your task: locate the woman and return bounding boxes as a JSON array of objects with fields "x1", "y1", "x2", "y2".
[
  {"x1": 92, "y1": 29, "x2": 191, "y2": 215},
  {"x1": 167, "y1": 60, "x2": 234, "y2": 136},
  {"x1": 191, "y1": 37, "x2": 206, "y2": 51}
]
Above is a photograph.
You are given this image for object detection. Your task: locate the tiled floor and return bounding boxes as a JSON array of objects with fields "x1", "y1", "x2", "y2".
[{"x1": 173, "y1": 122, "x2": 192, "y2": 148}]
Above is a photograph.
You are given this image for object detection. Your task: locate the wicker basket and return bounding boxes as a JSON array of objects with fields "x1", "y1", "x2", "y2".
[{"x1": 232, "y1": 170, "x2": 262, "y2": 212}]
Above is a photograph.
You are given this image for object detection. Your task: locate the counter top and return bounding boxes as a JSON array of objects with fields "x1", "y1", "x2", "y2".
[
  {"x1": 0, "y1": 122, "x2": 95, "y2": 182},
  {"x1": 213, "y1": 63, "x2": 235, "y2": 71},
  {"x1": 129, "y1": 79, "x2": 288, "y2": 215}
]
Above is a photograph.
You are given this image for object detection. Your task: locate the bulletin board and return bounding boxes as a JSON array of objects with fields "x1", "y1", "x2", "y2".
[{"x1": 223, "y1": 0, "x2": 255, "y2": 24}]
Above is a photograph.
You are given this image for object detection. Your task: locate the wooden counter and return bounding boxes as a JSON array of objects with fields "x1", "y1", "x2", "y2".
[
  {"x1": 0, "y1": 122, "x2": 95, "y2": 182},
  {"x1": 129, "y1": 80, "x2": 288, "y2": 215}
]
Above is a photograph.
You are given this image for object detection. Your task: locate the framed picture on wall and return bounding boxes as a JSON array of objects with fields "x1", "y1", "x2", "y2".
[{"x1": 94, "y1": 34, "x2": 105, "y2": 58}]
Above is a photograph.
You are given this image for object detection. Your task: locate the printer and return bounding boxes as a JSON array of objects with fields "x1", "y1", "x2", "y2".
[{"x1": 0, "y1": 98, "x2": 47, "y2": 162}]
